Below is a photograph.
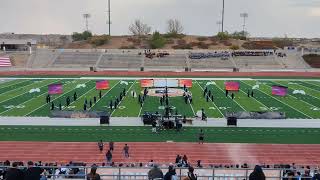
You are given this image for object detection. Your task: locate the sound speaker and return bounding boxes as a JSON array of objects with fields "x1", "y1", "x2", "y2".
[
  {"x1": 140, "y1": 67, "x2": 144, "y2": 71},
  {"x1": 185, "y1": 67, "x2": 189, "y2": 72},
  {"x1": 100, "y1": 116, "x2": 109, "y2": 124},
  {"x1": 90, "y1": 67, "x2": 94, "y2": 71},
  {"x1": 227, "y1": 117, "x2": 237, "y2": 126}
]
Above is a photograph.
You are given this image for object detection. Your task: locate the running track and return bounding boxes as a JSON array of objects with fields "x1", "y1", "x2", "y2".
[{"x1": 0, "y1": 142, "x2": 319, "y2": 166}]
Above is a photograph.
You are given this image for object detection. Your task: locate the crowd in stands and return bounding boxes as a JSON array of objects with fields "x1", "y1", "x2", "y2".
[
  {"x1": 1, "y1": 159, "x2": 320, "y2": 180},
  {"x1": 188, "y1": 52, "x2": 230, "y2": 59},
  {"x1": 188, "y1": 50, "x2": 277, "y2": 60},
  {"x1": 231, "y1": 51, "x2": 274, "y2": 57},
  {"x1": 1, "y1": 150, "x2": 320, "y2": 180}
]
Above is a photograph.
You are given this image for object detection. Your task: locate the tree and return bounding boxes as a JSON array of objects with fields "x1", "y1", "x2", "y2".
[
  {"x1": 71, "y1": 31, "x2": 92, "y2": 41},
  {"x1": 216, "y1": 32, "x2": 230, "y2": 40},
  {"x1": 167, "y1": 19, "x2": 184, "y2": 35},
  {"x1": 150, "y1": 31, "x2": 166, "y2": 49},
  {"x1": 129, "y1": 20, "x2": 152, "y2": 36}
]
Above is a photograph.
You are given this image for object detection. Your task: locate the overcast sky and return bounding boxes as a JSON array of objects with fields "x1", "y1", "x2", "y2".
[{"x1": 0, "y1": 0, "x2": 319, "y2": 38}]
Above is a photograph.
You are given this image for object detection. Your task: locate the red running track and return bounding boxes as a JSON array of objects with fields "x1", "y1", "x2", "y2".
[{"x1": 0, "y1": 142, "x2": 320, "y2": 166}]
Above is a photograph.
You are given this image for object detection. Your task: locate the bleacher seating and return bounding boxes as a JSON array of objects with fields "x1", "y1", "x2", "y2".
[
  {"x1": 98, "y1": 54, "x2": 142, "y2": 69},
  {"x1": 53, "y1": 52, "x2": 100, "y2": 67}
]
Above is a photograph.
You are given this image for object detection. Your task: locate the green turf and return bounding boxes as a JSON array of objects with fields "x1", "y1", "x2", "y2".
[
  {"x1": 0, "y1": 78, "x2": 319, "y2": 118},
  {"x1": 0, "y1": 126, "x2": 320, "y2": 144}
]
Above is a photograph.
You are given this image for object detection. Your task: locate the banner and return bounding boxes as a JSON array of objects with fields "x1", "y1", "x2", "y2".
[
  {"x1": 140, "y1": 79, "x2": 154, "y2": 88},
  {"x1": 179, "y1": 79, "x2": 193, "y2": 88},
  {"x1": 154, "y1": 79, "x2": 167, "y2": 87},
  {"x1": 96, "y1": 80, "x2": 109, "y2": 90},
  {"x1": 272, "y1": 86, "x2": 288, "y2": 96},
  {"x1": 48, "y1": 84, "x2": 63, "y2": 95},
  {"x1": 225, "y1": 82, "x2": 240, "y2": 91},
  {"x1": 166, "y1": 79, "x2": 179, "y2": 87}
]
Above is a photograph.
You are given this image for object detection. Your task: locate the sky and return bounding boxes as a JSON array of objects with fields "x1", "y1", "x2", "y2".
[{"x1": 0, "y1": 0, "x2": 319, "y2": 38}]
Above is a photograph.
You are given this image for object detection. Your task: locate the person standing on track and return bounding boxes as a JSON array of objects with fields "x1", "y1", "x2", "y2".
[
  {"x1": 98, "y1": 140, "x2": 104, "y2": 152},
  {"x1": 109, "y1": 141, "x2": 114, "y2": 152},
  {"x1": 123, "y1": 144, "x2": 130, "y2": 158}
]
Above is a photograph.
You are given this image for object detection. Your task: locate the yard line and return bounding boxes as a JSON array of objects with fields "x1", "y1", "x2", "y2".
[
  {"x1": 0, "y1": 79, "x2": 29, "y2": 89},
  {"x1": 188, "y1": 98, "x2": 196, "y2": 116},
  {"x1": 303, "y1": 81, "x2": 320, "y2": 88},
  {"x1": 0, "y1": 80, "x2": 54, "y2": 104},
  {"x1": 0, "y1": 80, "x2": 60, "y2": 115},
  {"x1": 241, "y1": 81, "x2": 313, "y2": 119},
  {"x1": 110, "y1": 80, "x2": 136, "y2": 117},
  {"x1": 237, "y1": 83, "x2": 271, "y2": 111},
  {"x1": 195, "y1": 80, "x2": 224, "y2": 117},
  {"x1": 88, "y1": 80, "x2": 121, "y2": 111},
  {"x1": 24, "y1": 80, "x2": 91, "y2": 116},
  {"x1": 296, "y1": 82, "x2": 320, "y2": 98},
  {"x1": 61, "y1": 85, "x2": 96, "y2": 110},
  {"x1": 272, "y1": 81, "x2": 320, "y2": 106},
  {"x1": 212, "y1": 80, "x2": 247, "y2": 111}
]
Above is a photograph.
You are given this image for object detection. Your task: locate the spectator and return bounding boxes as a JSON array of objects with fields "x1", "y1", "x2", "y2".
[
  {"x1": 4, "y1": 162, "x2": 24, "y2": 180},
  {"x1": 187, "y1": 166, "x2": 197, "y2": 180},
  {"x1": 249, "y1": 165, "x2": 265, "y2": 180},
  {"x1": 106, "y1": 150, "x2": 112, "y2": 165},
  {"x1": 24, "y1": 161, "x2": 43, "y2": 180},
  {"x1": 164, "y1": 165, "x2": 177, "y2": 180},
  {"x1": 313, "y1": 169, "x2": 320, "y2": 180},
  {"x1": 301, "y1": 169, "x2": 311, "y2": 180},
  {"x1": 86, "y1": 165, "x2": 100, "y2": 180},
  {"x1": 123, "y1": 144, "x2": 130, "y2": 158},
  {"x1": 182, "y1": 155, "x2": 188, "y2": 167},
  {"x1": 148, "y1": 164, "x2": 163, "y2": 180}
]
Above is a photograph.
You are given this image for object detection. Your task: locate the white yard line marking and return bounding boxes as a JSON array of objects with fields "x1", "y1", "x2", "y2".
[
  {"x1": 0, "y1": 80, "x2": 60, "y2": 115},
  {"x1": 88, "y1": 80, "x2": 121, "y2": 111},
  {"x1": 0, "y1": 79, "x2": 30, "y2": 89},
  {"x1": 237, "y1": 82, "x2": 270, "y2": 110},
  {"x1": 273, "y1": 81, "x2": 320, "y2": 107},
  {"x1": 195, "y1": 80, "x2": 224, "y2": 117},
  {"x1": 212, "y1": 80, "x2": 247, "y2": 111},
  {"x1": 0, "y1": 81, "x2": 47, "y2": 103},
  {"x1": 241, "y1": 81, "x2": 313, "y2": 119},
  {"x1": 110, "y1": 80, "x2": 136, "y2": 117},
  {"x1": 61, "y1": 85, "x2": 96, "y2": 110},
  {"x1": 24, "y1": 80, "x2": 91, "y2": 116}
]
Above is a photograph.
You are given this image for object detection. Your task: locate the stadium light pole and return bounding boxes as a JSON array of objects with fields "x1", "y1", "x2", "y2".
[
  {"x1": 83, "y1": 13, "x2": 91, "y2": 31},
  {"x1": 240, "y1": 13, "x2": 248, "y2": 37},
  {"x1": 221, "y1": 0, "x2": 225, "y2": 33},
  {"x1": 107, "y1": 0, "x2": 111, "y2": 36},
  {"x1": 216, "y1": 21, "x2": 222, "y2": 33}
]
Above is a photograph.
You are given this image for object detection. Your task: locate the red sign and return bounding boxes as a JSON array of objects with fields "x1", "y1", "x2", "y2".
[
  {"x1": 96, "y1": 80, "x2": 109, "y2": 90},
  {"x1": 179, "y1": 79, "x2": 193, "y2": 88},
  {"x1": 140, "y1": 79, "x2": 154, "y2": 87}
]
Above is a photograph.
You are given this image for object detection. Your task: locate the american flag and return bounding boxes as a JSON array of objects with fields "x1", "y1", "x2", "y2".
[{"x1": 0, "y1": 57, "x2": 12, "y2": 67}]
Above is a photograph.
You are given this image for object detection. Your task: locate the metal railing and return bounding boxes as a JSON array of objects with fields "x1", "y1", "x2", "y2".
[{"x1": 0, "y1": 165, "x2": 317, "y2": 180}]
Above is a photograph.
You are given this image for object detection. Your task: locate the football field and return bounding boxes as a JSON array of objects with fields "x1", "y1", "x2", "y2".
[{"x1": 0, "y1": 78, "x2": 320, "y2": 119}]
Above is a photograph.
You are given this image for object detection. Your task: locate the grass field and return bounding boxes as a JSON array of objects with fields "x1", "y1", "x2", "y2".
[
  {"x1": 0, "y1": 78, "x2": 319, "y2": 119},
  {"x1": 0, "y1": 126, "x2": 320, "y2": 144}
]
